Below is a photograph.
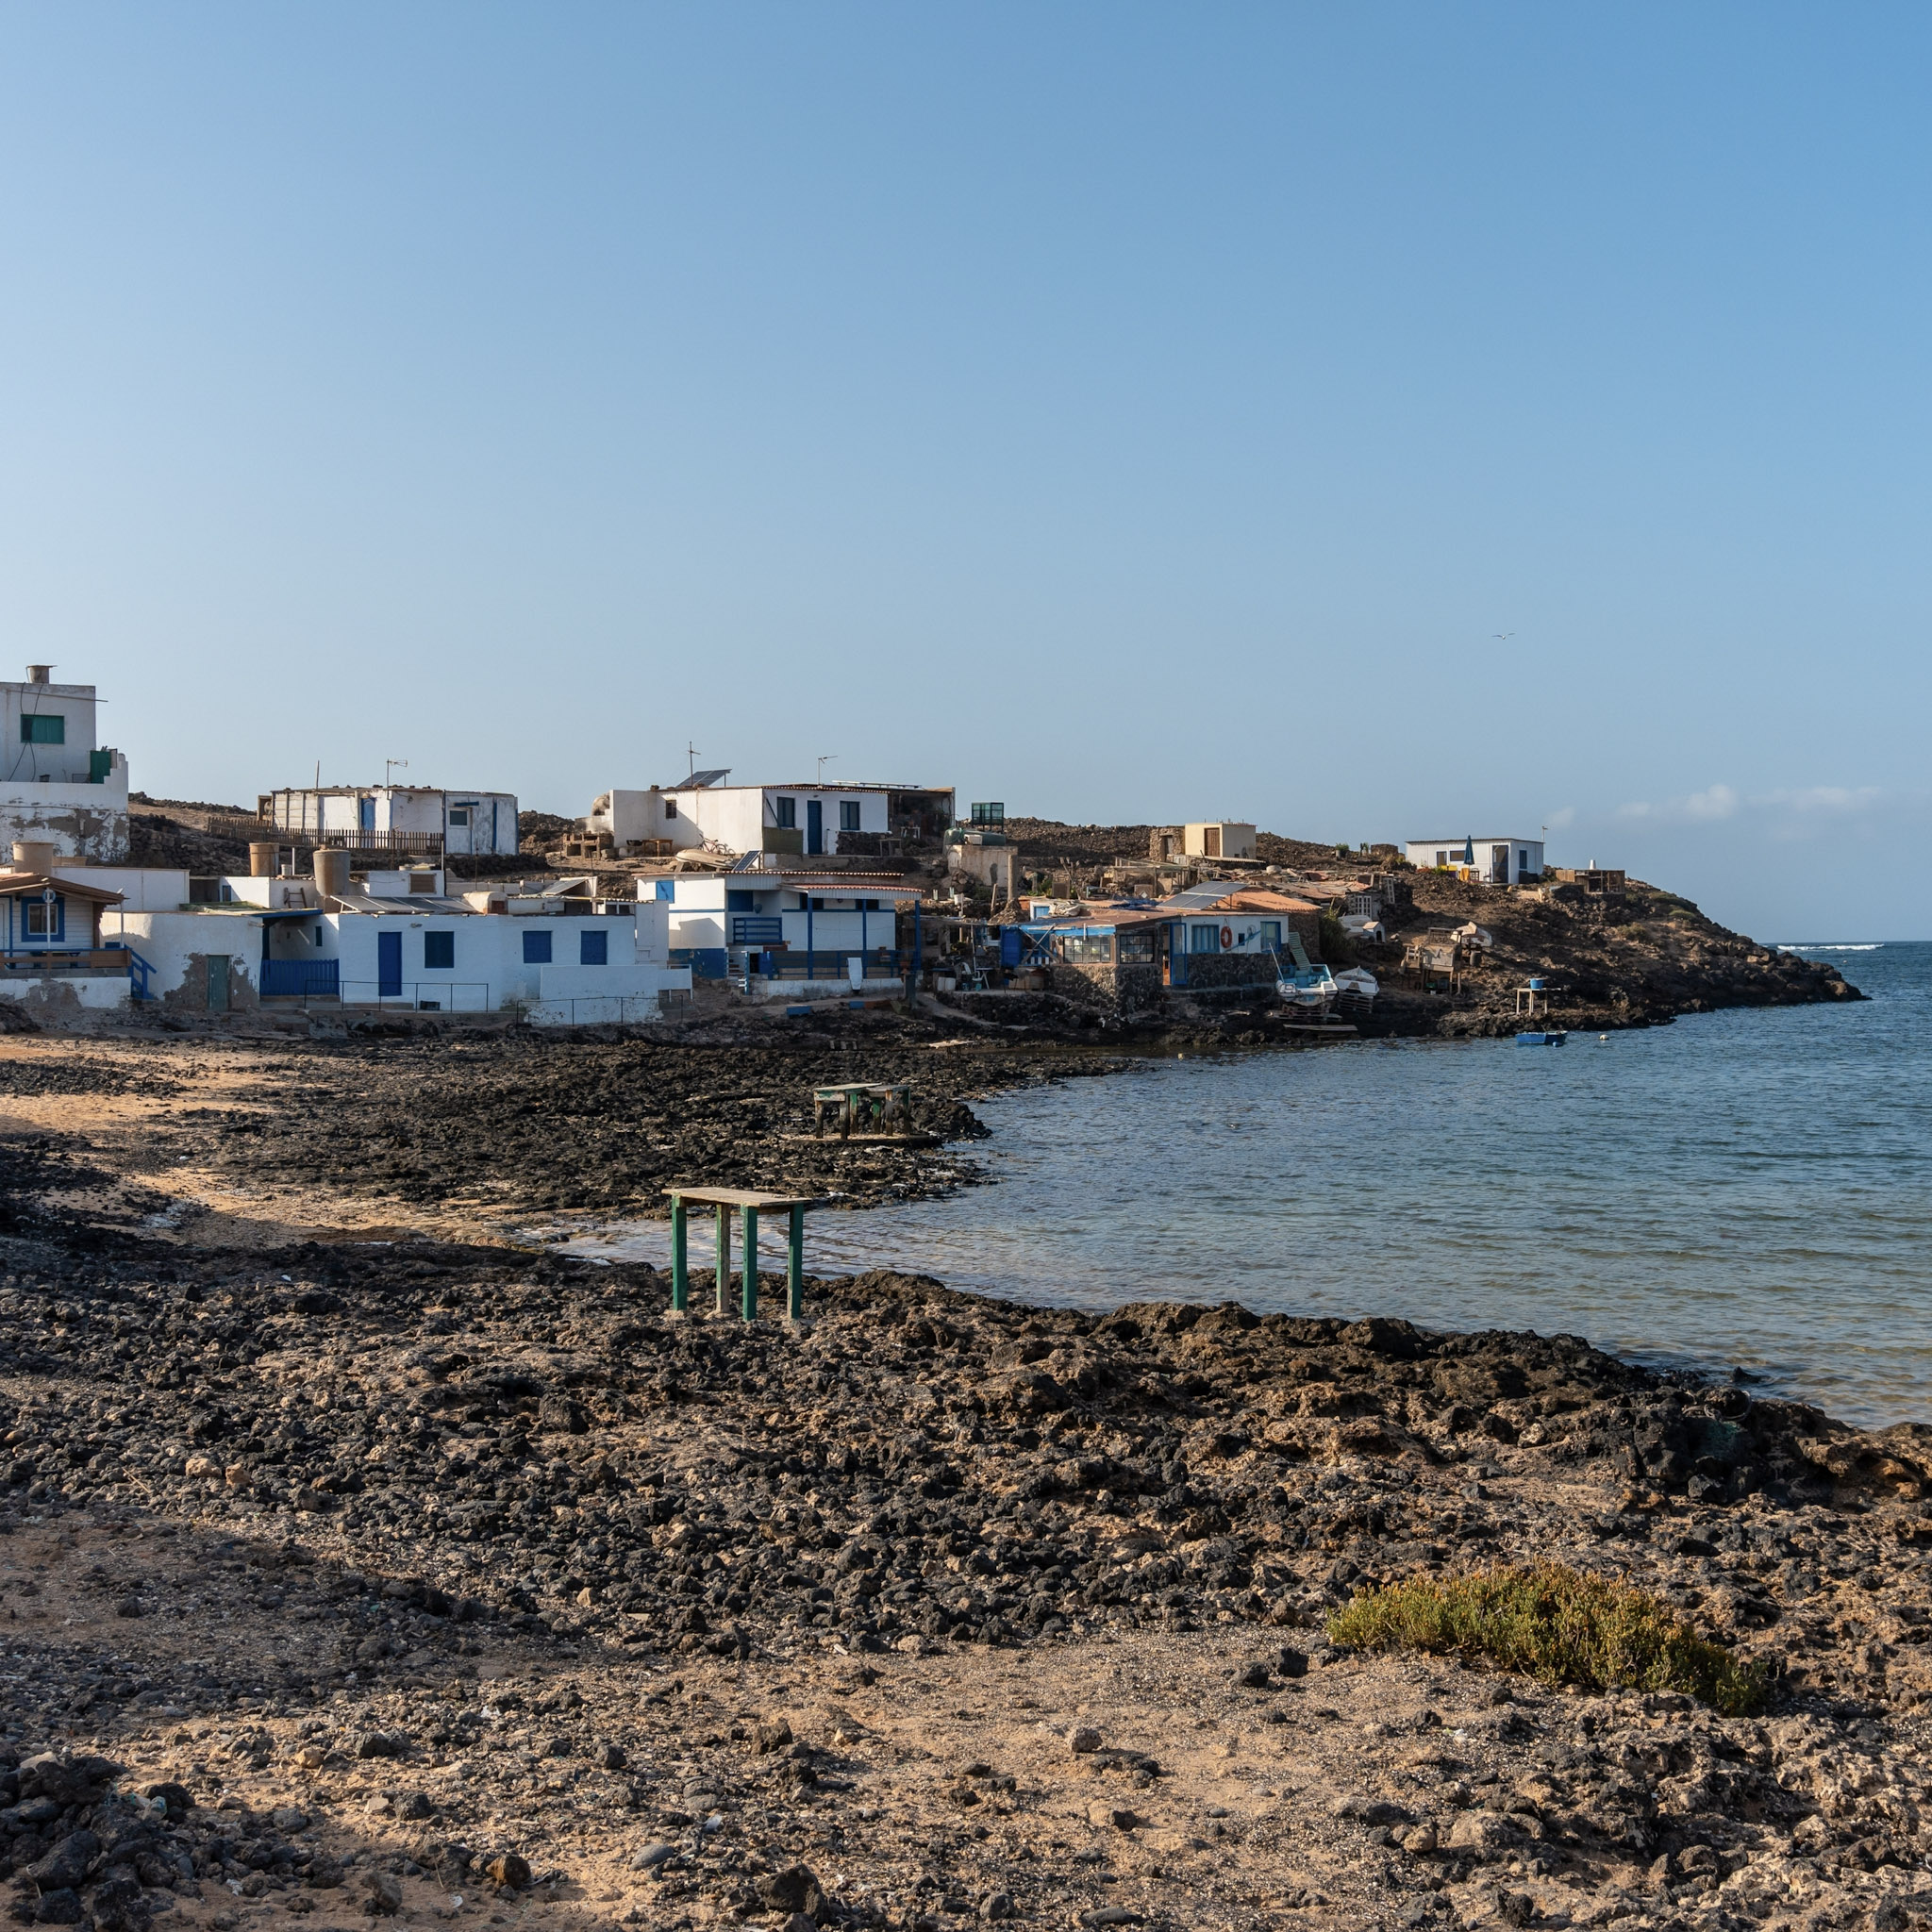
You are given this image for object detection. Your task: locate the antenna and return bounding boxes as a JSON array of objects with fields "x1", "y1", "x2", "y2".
[
  {"x1": 386, "y1": 758, "x2": 408, "y2": 789},
  {"x1": 687, "y1": 741, "x2": 701, "y2": 779},
  {"x1": 817, "y1": 754, "x2": 838, "y2": 786}
]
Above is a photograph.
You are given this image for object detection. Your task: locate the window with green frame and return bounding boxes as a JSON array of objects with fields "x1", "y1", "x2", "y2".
[{"x1": 20, "y1": 715, "x2": 63, "y2": 745}]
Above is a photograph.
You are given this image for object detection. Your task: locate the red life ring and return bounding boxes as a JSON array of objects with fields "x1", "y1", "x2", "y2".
[{"x1": 1220, "y1": 924, "x2": 1234, "y2": 949}]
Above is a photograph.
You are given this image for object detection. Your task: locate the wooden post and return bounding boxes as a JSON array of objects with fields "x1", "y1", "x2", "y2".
[
  {"x1": 741, "y1": 1205, "x2": 758, "y2": 1321},
  {"x1": 714, "y1": 1201, "x2": 731, "y2": 1317},
  {"x1": 788, "y1": 1205, "x2": 805, "y2": 1322},
  {"x1": 670, "y1": 1195, "x2": 688, "y2": 1313}
]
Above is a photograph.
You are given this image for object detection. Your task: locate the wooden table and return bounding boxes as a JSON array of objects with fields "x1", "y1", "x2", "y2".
[{"x1": 662, "y1": 1186, "x2": 822, "y2": 1322}]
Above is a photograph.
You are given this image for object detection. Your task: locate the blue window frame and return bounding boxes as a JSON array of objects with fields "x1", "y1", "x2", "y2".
[
  {"x1": 840, "y1": 800, "x2": 861, "y2": 832},
  {"x1": 522, "y1": 930, "x2": 552, "y2": 964},
  {"x1": 424, "y1": 931, "x2": 455, "y2": 970},
  {"x1": 20, "y1": 714, "x2": 63, "y2": 745},
  {"x1": 23, "y1": 895, "x2": 64, "y2": 942},
  {"x1": 774, "y1": 796, "x2": 796, "y2": 829},
  {"x1": 1259, "y1": 921, "x2": 1281, "y2": 949},
  {"x1": 655, "y1": 878, "x2": 675, "y2": 900},
  {"x1": 580, "y1": 929, "x2": 608, "y2": 966},
  {"x1": 1189, "y1": 924, "x2": 1221, "y2": 954}
]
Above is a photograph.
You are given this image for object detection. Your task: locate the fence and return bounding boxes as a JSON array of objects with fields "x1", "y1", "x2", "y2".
[
  {"x1": 259, "y1": 959, "x2": 341, "y2": 998},
  {"x1": 340, "y1": 980, "x2": 491, "y2": 1012}
]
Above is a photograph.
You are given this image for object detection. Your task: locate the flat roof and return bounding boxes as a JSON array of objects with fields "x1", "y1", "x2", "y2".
[{"x1": 659, "y1": 779, "x2": 953, "y2": 795}]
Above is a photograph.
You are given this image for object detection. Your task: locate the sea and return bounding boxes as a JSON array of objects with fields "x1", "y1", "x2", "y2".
[{"x1": 558, "y1": 941, "x2": 1928, "y2": 1432}]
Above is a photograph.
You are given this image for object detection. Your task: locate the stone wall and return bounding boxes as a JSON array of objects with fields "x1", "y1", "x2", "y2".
[{"x1": 1048, "y1": 960, "x2": 1165, "y2": 1017}]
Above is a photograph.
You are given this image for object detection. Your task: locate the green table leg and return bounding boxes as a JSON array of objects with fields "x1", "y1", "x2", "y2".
[
  {"x1": 714, "y1": 1202, "x2": 731, "y2": 1317},
  {"x1": 670, "y1": 1196, "x2": 688, "y2": 1314},
  {"x1": 741, "y1": 1206, "x2": 758, "y2": 1321},
  {"x1": 788, "y1": 1205, "x2": 804, "y2": 1322}
]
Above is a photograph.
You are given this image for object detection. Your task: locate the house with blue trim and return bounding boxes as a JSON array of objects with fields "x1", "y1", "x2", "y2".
[{"x1": 653, "y1": 864, "x2": 921, "y2": 990}]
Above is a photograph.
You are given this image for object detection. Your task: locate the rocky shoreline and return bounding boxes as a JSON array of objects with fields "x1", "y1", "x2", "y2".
[{"x1": 0, "y1": 1087, "x2": 1928, "y2": 1932}]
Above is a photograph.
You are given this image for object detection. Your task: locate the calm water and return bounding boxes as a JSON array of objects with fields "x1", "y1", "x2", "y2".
[{"x1": 563, "y1": 942, "x2": 1929, "y2": 1429}]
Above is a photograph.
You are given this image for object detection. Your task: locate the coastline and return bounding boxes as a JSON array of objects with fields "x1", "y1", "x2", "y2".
[{"x1": 0, "y1": 1133, "x2": 1929, "y2": 1929}]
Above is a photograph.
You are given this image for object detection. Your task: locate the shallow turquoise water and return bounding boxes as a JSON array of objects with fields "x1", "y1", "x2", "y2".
[{"x1": 568, "y1": 941, "x2": 1925, "y2": 1428}]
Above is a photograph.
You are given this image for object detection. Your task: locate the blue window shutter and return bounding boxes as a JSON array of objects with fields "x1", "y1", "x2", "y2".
[
  {"x1": 655, "y1": 879, "x2": 675, "y2": 901},
  {"x1": 580, "y1": 929, "x2": 608, "y2": 967},
  {"x1": 424, "y1": 932, "x2": 455, "y2": 970},
  {"x1": 522, "y1": 930, "x2": 552, "y2": 964}
]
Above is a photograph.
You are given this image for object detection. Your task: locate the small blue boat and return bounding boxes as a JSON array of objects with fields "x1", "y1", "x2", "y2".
[{"x1": 1516, "y1": 1029, "x2": 1568, "y2": 1046}]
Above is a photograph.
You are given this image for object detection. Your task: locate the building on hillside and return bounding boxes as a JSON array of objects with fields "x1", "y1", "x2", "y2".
[
  {"x1": 585, "y1": 775, "x2": 955, "y2": 858},
  {"x1": 650, "y1": 865, "x2": 921, "y2": 991},
  {"x1": 1405, "y1": 836, "x2": 1543, "y2": 885},
  {"x1": 946, "y1": 808, "x2": 1022, "y2": 899},
  {"x1": 1549, "y1": 865, "x2": 1626, "y2": 897},
  {"x1": 258, "y1": 786, "x2": 520, "y2": 859},
  {"x1": 0, "y1": 667, "x2": 129, "y2": 861},
  {"x1": 1012, "y1": 885, "x2": 1322, "y2": 1014},
  {"x1": 1184, "y1": 822, "x2": 1256, "y2": 860}
]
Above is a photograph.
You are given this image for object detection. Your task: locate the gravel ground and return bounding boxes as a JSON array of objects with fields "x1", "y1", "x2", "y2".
[{"x1": 0, "y1": 1035, "x2": 1924, "y2": 1932}]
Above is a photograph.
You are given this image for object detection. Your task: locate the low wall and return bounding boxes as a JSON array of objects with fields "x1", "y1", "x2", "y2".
[
  {"x1": 0, "y1": 974, "x2": 130, "y2": 1015},
  {"x1": 1048, "y1": 960, "x2": 1165, "y2": 1016},
  {"x1": 1175, "y1": 953, "x2": 1280, "y2": 993},
  {"x1": 751, "y1": 975, "x2": 904, "y2": 1002}
]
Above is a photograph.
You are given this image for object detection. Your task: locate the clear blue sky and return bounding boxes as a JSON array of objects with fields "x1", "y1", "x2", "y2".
[{"x1": 1, "y1": 5, "x2": 1924, "y2": 940}]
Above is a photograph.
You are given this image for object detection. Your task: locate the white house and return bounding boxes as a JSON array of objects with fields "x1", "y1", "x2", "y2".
[
  {"x1": 1405, "y1": 836, "x2": 1544, "y2": 886},
  {"x1": 258, "y1": 785, "x2": 520, "y2": 858},
  {"x1": 653, "y1": 865, "x2": 921, "y2": 992},
  {"x1": 108, "y1": 874, "x2": 686, "y2": 1022},
  {"x1": 0, "y1": 666, "x2": 129, "y2": 861},
  {"x1": 587, "y1": 775, "x2": 955, "y2": 858}
]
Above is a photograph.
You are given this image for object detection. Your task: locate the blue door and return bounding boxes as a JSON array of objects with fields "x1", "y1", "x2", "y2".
[
  {"x1": 806, "y1": 798, "x2": 823, "y2": 855},
  {"x1": 358, "y1": 795, "x2": 375, "y2": 832},
  {"x1": 377, "y1": 930, "x2": 402, "y2": 997}
]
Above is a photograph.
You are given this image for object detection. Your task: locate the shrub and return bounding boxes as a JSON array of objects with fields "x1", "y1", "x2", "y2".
[{"x1": 1327, "y1": 1561, "x2": 1768, "y2": 1716}]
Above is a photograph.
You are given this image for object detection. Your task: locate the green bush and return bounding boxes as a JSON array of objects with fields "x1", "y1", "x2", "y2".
[{"x1": 1327, "y1": 1562, "x2": 1768, "y2": 1716}]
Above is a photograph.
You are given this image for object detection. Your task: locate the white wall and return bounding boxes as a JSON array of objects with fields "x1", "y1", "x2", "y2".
[
  {"x1": 268, "y1": 789, "x2": 519, "y2": 855},
  {"x1": 59, "y1": 867, "x2": 190, "y2": 911},
  {"x1": 1405, "y1": 839, "x2": 1544, "y2": 883},
  {"x1": 0, "y1": 765, "x2": 131, "y2": 861},
  {"x1": 0, "y1": 975, "x2": 128, "y2": 1013},
  {"x1": 598, "y1": 785, "x2": 895, "y2": 856},
  {"x1": 0, "y1": 679, "x2": 102, "y2": 786},
  {"x1": 113, "y1": 910, "x2": 264, "y2": 1002}
]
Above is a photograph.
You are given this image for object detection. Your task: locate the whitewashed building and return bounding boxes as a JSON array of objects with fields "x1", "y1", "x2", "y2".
[
  {"x1": 108, "y1": 874, "x2": 686, "y2": 1022},
  {"x1": 0, "y1": 667, "x2": 129, "y2": 861},
  {"x1": 1405, "y1": 836, "x2": 1544, "y2": 885},
  {"x1": 586, "y1": 775, "x2": 954, "y2": 858},
  {"x1": 259, "y1": 785, "x2": 520, "y2": 858},
  {"x1": 653, "y1": 866, "x2": 919, "y2": 992}
]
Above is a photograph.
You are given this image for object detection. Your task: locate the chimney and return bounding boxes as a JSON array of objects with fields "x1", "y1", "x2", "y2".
[{"x1": 25, "y1": 665, "x2": 50, "y2": 686}]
